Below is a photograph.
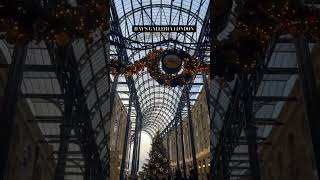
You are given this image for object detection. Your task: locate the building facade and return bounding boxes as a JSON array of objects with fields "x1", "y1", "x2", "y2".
[
  {"x1": 110, "y1": 94, "x2": 131, "y2": 180},
  {"x1": 165, "y1": 89, "x2": 210, "y2": 180}
]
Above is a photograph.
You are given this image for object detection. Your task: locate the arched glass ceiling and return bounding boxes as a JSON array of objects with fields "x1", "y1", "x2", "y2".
[{"x1": 110, "y1": 0, "x2": 210, "y2": 137}]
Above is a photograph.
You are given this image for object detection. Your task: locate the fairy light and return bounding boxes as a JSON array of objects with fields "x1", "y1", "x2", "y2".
[{"x1": 0, "y1": 0, "x2": 108, "y2": 45}]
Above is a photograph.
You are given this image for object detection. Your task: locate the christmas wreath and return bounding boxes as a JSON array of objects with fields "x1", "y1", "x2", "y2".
[{"x1": 111, "y1": 49, "x2": 209, "y2": 87}]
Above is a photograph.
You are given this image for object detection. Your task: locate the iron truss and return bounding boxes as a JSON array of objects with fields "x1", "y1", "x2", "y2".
[{"x1": 110, "y1": 0, "x2": 210, "y2": 139}]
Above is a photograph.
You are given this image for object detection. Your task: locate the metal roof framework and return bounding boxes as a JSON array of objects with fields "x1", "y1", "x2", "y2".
[
  {"x1": 0, "y1": 30, "x2": 111, "y2": 179},
  {"x1": 110, "y1": 0, "x2": 211, "y2": 139}
]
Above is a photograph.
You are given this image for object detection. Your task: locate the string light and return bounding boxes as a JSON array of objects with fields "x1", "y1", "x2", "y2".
[{"x1": 0, "y1": 0, "x2": 108, "y2": 45}]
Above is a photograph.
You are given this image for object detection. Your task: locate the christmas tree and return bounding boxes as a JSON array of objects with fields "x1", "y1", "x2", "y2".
[{"x1": 142, "y1": 132, "x2": 171, "y2": 179}]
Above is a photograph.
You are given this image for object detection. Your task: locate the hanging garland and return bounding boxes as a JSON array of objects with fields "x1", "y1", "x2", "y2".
[
  {"x1": 111, "y1": 49, "x2": 209, "y2": 87},
  {"x1": 234, "y1": 0, "x2": 320, "y2": 45},
  {"x1": 0, "y1": 0, "x2": 108, "y2": 46},
  {"x1": 212, "y1": 0, "x2": 320, "y2": 81}
]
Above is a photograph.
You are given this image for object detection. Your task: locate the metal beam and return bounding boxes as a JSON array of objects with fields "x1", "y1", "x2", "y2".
[
  {"x1": 254, "y1": 96, "x2": 297, "y2": 101},
  {"x1": 179, "y1": 114, "x2": 187, "y2": 178},
  {"x1": 131, "y1": 114, "x2": 141, "y2": 179},
  {"x1": 244, "y1": 76, "x2": 261, "y2": 180},
  {"x1": 136, "y1": 126, "x2": 142, "y2": 176},
  {"x1": 211, "y1": 78, "x2": 245, "y2": 179},
  {"x1": 22, "y1": 93, "x2": 64, "y2": 99},
  {"x1": 46, "y1": 41, "x2": 107, "y2": 180},
  {"x1": 186, "y1": 90, "x2": 199, "y2": 179},
  {"x1": 0, "y1": 43, "x2": 28, "y2": 179},
  {"x1": 0, "y1": 64, "x2": 57, "y2": 72},
  {"x1": 54, "y1": 45, "x2": 76, "y2": 180},
  {"x1": 52, "y1": 151, "x2": 82, "y2": 155},
  {"x1": 52, "y1": 157, "x2": 85, "y2": 161},
  {"x1": 254, "y1": 118, "x2": 283, "y2": 126},
  {"x1": 175, "y1": 120, "x2": 180, "y2": 169},
  {"x1": 262, "y1": 68, "x2": 298, "y2": 74}
]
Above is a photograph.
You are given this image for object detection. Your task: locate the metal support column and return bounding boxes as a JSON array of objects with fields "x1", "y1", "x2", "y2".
[
  {"x1": 131, "y1": 115, "x2": 141, "y2": 179},
  {"x1": 84, "y1": 137, "x2": 92, "y2": 180},
  {"x1": 0, "y1": 43, "x2": 28, "y2": 180},
  {"x1": 179, "y1": 114, "x2": 187, "y2": 178},
  {"x1": 175, "y1": 120, "x2": 180, "y2": 169},
  {"x1": 244, "y1": 76, "x2": 261, "y2": 180},
  {"x1": 221, "y1": 153, "x2": 227, "y2": 180},
  {"x1": 186, "y1": 90, "x2": 199, "y2": 179},
  {"x1": 55, "y1": 46, "x2": 75, "y2": 180},
  {"x1": 167, "y1": 134, "x2": 171, "y2": 174},
  {"x1": 131, "y1": 129, "x2": 138, "y2": 178},
  {"x1": 120, "y1": 94, "x2": 133, "y2": 180},
  {"x1": 136, "y1": 125, "x2": 142, "y2": 175},
  {"x1": 63, "y1": 45, "x2": 106, "y2": 179}
]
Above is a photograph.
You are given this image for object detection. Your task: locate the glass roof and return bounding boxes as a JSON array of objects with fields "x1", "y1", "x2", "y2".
[
  {"x1": 0, "y1": 40, "x2": 88, "y2": 180},
  {"x1": 110, "y1": 0, "x2": 210, "y2": 137}
]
